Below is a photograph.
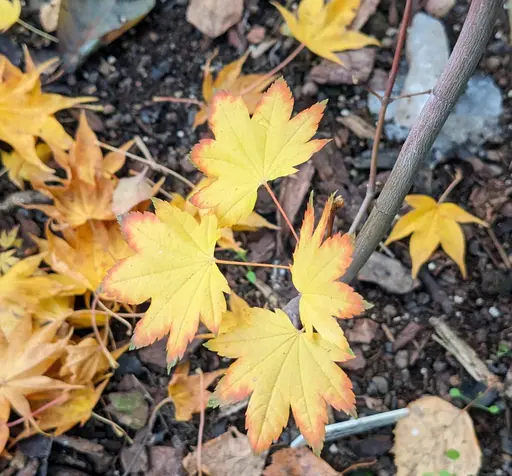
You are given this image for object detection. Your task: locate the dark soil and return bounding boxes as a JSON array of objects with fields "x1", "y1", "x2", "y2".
[{"x1": 1, "y1": 0, "x2": 511, "y2": 474}]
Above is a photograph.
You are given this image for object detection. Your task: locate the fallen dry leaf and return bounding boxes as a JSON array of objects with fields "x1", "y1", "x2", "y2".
[
  {"x1": 351, "y1": 0, "x2": 381, "y2": 30},
  {"x1": 193, "y1": 52, "x2": 275, "y2": 128},
  {"x1": 291, "y1": 196, "x2": 369, "y2": 348},
  {"x1": 346, "y1": 318, "x2": 379, "y2": 344},
  {"x1": 394, "y1": 396, "x2": 482, "y2": 476},
  {"x1": 385, "y1": 195, "x2": 488, "y2": 278},
  {"x1": 33, "y1": 113, "x2": 133, "y2": 228},
  {"x1": 0, "y1": 51, "x2": 94, "y2": 171},
  {"x1": 148, "y1": 446, "x2": 184, "y2": 476},
  {"x1": 207, "y1": 307, "x2": 355, "y2": 453},
  {"x1": 183, "y1": 427, "x2": 265, "y2": 476},
  {"x1": 167, "y1": 361, "x2": 224, "y2": 421},
  {"x1": 425, "y1": 0, "x2": 456, "y2": 17},
  {"x1": 264, "y1": 447, "x2": 340, "y2": 475},
  {"x1": 191, "y1": 79, "x2": 328, "y2": 227},
  {"x1": 36, "y1": 220, "x2": 132, "y2": 292},
  {"x1": 273, "y1": 0, "x2": 379, "y2": 64},
  {"x1": 308, "y1": 48, "x2": 376, "y2": 85},
  {"x1": 0, "y1": 315, "x2": 76, "y2": 428},
  {"x1": 112, "y1": 172, "x2": 158, "y2": 216},
  {"x1": 0, "y1": 0, "x2": 21, "y2": 31},
  {"x1": 186, "y1": 0, "x2": 243, "y2": 38},
  {"x1": 40, "y1": 0, "x2": 61, "y2": 32},
  {"x1": 101, "y1": 199, "x2": 230, "y2": 364}
]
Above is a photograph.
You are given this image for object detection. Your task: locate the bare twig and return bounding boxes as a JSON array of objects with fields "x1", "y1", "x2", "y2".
[
  {"x1": 348, "y1": 0, "x2": 413, "y2": 235},
  {"x1": 153, "y1": 96, "x2": 204, "y2": 107},
  {"x1": 342, "y1": 0, "x2": 501, "y2": 283},
  {"x1": 197, "y1": 369, "x2": 205, "y2": 476},
  {"x1": 487, "y1": 227, "x2": 511, "y2": 269},
  {"x1": 390, "y1": 88, "x2": 432, "y2": 103}
]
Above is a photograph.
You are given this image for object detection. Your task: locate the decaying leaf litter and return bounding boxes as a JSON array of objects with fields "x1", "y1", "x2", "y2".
[{"x1": 0, "y1": 0, "x2": 511, "y2": 474}]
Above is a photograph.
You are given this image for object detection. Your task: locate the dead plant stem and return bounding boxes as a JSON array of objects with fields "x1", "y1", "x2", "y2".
[
  {"x1": 215, "y1": 258, "x2": 290, "y2": 270},
  {"x1": 197, "y1": 369, "x2": 205, "y2": 476},
  {"x1": 263, "y1": 182, "x2": 299, "y2": 242}
]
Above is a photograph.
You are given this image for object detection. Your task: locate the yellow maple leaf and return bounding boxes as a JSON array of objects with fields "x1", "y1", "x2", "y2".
[
  {"x1": 167, "y1": 361, "x2": 224, "y2": 421},
  {"x1": 193, "y1": 51, "x2": 276, "y2": 128},
  {"x1": 273, "y1": 0, "x2": 379, "y2": 64},
  {"x1": 32, "y1": 113, "x2": 133, "y2": 228},
  {"x1": 206, "y1": 307, "x2": 355, "y2": 454},
  {"x1": 0, "y1": 0, "x2": 21, "y2": 31},
  {"x1": 291, "y1": 196, "x2": 368, "y2": 347},
  {"x1": 35, "y1": 220, "x2": 132, "y2": 292},
  {"x1": 0, "y1": 315, "x2": 77, "y2": 428},
  {"x1": 0, "y1": 51, "x2": 94, "y2": 172},
  {"x1": 101, "y1": 199, "x2": 230, "y2": 364},
  {"x1": 0, "y1": 250, "x2": 19, "y2": 274},
  {"x1": 190, "y1": 79, "x2": 329, "y2": 228},
  {"x1": 218, "y1": 291, "x2": 250, "y2": 334},
  {"x1": 385, "y1": 195, "x2": 488, "y2": 278},
  {"x1": 59, "y1": 336, "x2": 128, "y2": 385},
  {"x1": 0, "y1": 226, "x2": 22, "y2": 249},
  {"x1": 172, "y1": 180, "x2": 278, "y2": 252},
  {"x1": 1, "y1": 143, "x2": 59, "y2": 189},
  {"x1": 0, "y1": 254, "x2": 85, "y2": 337}
]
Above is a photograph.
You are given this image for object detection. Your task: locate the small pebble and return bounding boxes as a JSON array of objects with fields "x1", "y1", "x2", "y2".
[
  {"x1": 489, "y1": 306, "x2": 501, "y2": 318},
  {"x1": 453, "y1": 295, "x2": 464, "y2": 304},
  {"x1": 395, "y1": 350, "x2": 409, "y2": 369},
  {"x1": 476, "y1": 298, "x2": 484, "y2": 306},
  {"x1": 329, "y1": 443, "x2": 339, "y2": 454},
  {"x1": 433, "y1": 360, "x2": 447, "y2": 372},
  {"x1": 383, "y1": 304, "x2": 398, "y2": 318},
  {"x1": 371, "y1": 376, "x2": 389, "y2": 395}
]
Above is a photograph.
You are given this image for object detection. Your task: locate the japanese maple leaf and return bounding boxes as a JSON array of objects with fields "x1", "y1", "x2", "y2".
[
  {"x1": 206, "y1": 307, "x2": 355, "y2": 453},
  {"x1": 193, "y1": 51, "x2": 276, "y2": 128},
  {"x1": 190, "y1": 79, "x2": 329, "y2": 228},
  {"x1": 273, "y1": 0, "x2": 379, "y2": 64},
  {"x1": 0, "y1": 0, "x2": 20, "y2": 31},
  {"x1": 0, "y1": 315, "x2": 77, "y2": 427},
  {"x1": 167, "y1": 361, "x2": 224, "y2": 421},
  {"x1": 35, "y1": 220, "x2": 132, "y2": 292},
  {"x1": 0, "y1": 51, "x2": 94, "y2": 171},
  {"x1": 101, "y1": 199, "x2": 230, "y2": 363},
  {"x1": 291, "y1": 196, "x2": 369, "y2": 347},
  {"x1": 385, "y1": 195, "x2": 488, "y2": 278},
  {"x1": 33, "y1": 113, "x2": 133, "y2": 228}
]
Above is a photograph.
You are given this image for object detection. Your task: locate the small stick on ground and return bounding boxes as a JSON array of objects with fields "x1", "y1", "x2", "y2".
[
  {"x1": 487, "y1": 227, "x2": 511, "y2": 269},
  {"x1": 215, "y1": 258, "x2": 290, "y2": 270},
  {"x1": 341, "y1": 459, "x2": 377, "y2": 475},
  {"x1": 197, "y1": 369, "x2": 205, "y2": 476},
  {"x1": 153, "y1": 96, "x2": 204, "y2": 107},
  {"x1": 348, "y1": 0, "x2": 413, "y2": 236}
]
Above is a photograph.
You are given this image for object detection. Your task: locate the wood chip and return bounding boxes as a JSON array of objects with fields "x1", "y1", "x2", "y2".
[{"x1": 337, "y1": 114, "x2": 376, "y2": 139}]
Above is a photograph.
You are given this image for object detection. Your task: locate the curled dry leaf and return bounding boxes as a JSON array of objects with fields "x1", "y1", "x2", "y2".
[
  {"x1": 167, "y1": 361, "x2": 224, "y2": 421},
  {"x1": 393, "y1": 396, "x2": 482, "y2": 476},
  {"x1": 101, "y1": 199, "x2": 230, "y2": 364},
  {"x1": 291, "y1": 196, "x2": 369, "y2": 349},
  {"x1": 264, "y1": 447, "x2": 340, "y2": 476},
  {"x1": 206, "y1": 307, "x2": 356, "y2": 453},
  {"x1": 193, "y1": 52, "x2": 276, "y2": 128},
  {"x1": 191, "y1": 79, "x2": 329, "y2": 227},
  {"x1": 112, "y1": 172, "x2": 161, "y2": 216},
  {"x1": 273, "y1": 0, "x2": 379, "y2": 64},
  {"x1": 385, "y1": 195, "x2": 488, "y2": 278},
  {"x1": 0, "y1": 51, "x2": 94, "y2": 171},
  {"x1": 186, "y1": 0, "x2": 243, "y2": 38},
  {"x1": 183, "y1": 427, "x2": 265, "y2": 476},
  {"x1": 32, "y1": 113, "x2": 133, "y2": 228}
]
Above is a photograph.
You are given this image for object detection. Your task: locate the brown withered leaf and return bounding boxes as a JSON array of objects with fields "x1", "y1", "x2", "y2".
[
  {"x1": 167, "y1": 361, "x2": 224, "y2": 421},
  {"x1": 32, "y1": 112, "x2": 133, "y2": 228},
  {"x1": 264, "y1": 447, "x2": 340, "y2": 475},
  {"x1": 186, "y1": 0, "x2": 243, "y2": 38}
]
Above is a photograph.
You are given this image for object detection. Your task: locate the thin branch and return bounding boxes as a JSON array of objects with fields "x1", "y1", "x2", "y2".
[
  {"x1": 215, "y1": 258, "x2": 290, "y2": 270},
  {"x1": 153, "y1": 96, "x2": 204, "y2": 107},
  {"x1": 487, "y1": 227, "x2": 511, "y2": 269},
  {"x1": 348, "y1": 0, "x2": 413, "y2": 235},
  {"x1": 17, "y1": 19, "x2": 58, "y2": 43},
  {"x1": 239, "y1": 43, "x2": 305, "y2": 96},
  {"x1": 390, "y1": 88, "x2": 432, "y2": 103},
  {"x1": 263, "y1": 182, "x2": 299, "y2": 242},
  {"x1": 96, "y1": 140, "x2": 196, "y2": 189},
  {"x1": 342, "y1": 0, "x2": 501, "y2": 283}
]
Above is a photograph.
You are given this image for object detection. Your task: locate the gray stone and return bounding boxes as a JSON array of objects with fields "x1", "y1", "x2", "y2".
[
  {"x1": 371, "y1": 376, "x2": 389, "y2": 395},
  {"x1": 395, "y1": 350, "x2": 410, "y2": 369},
  {"x1": 383, "y1": 304, "x2": 398, "y2": 319}
]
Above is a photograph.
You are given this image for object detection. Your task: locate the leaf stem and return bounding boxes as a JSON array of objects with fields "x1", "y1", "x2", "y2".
[
  {"x1": 96, "y1": 140, "x2": 196, "y2": 189},
  {"x1": 438, "y1": 168, "x2": 463, "y2": 203},
  {"x1": 7, "y1": 394, "x2": 68, "y2": 428},
  {"x1": 16, "y1": 18, "x2": 58, "y2": 43},
  {"x1": 94, "y1": 294, "x2": 133, "y2": 335},
  {"x1": 239, "y1": 43, "x2": 306, "y2": 96},
  {"x1": 92, "y1": 412, "x2": 133, "y2": 444},
  {"x1": 263, "y1": 182, "x2": 299, "y2": 242},
  {"x1": 91, "y1": 293, "x2": 119, "y2": 369},
  {"x1": 197, "y1": 369, "x2": 205, "y2": 476},
  {"x1": 152, "y1": 96, "x2": 204, "y2": 107},
  {"x1": 348, "y1": 0, "x2": 413, "y2": 235},
  {"x1": 215, "y1": 258, "x2": 290, "y2": 270}
]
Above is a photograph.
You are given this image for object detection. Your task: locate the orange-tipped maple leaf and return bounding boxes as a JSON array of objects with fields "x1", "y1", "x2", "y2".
[
  {"x1": 291, "y1": 196, "x2": 369, "y2": 347},
  {"x1": 101, "y1": 199, "x2": 230, "y2": 364},
  {"x1": 385, "y1": 195, "x2": 489, "y2": 278},
  {"x1": 0, "y1": 51, "x2": 94, "y2": 172},
  {"x1": 193, "y1": 51, "x2": 276, "y2": 128},
  {"x1": 273, "y1": 0, "x2": 379, "y2": 64},
  {"x1": 190, "y1": 79, "x2": 329, "y2": 227},
  {"x1": 0, "y1": 315, "x2": 77, "y2": 429},
  {"x1": 206, "y1": 307, "x2": 355, "y2": 454},
  {"x1": 167, "y1": 361, "x2": 224, "y2": 421},
  {"x1": 35, "y1": 220, "x2": 133, "y2": 292},
  {"x1": 32, "y1": 113, "x2": 133, "y2": 228}
]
